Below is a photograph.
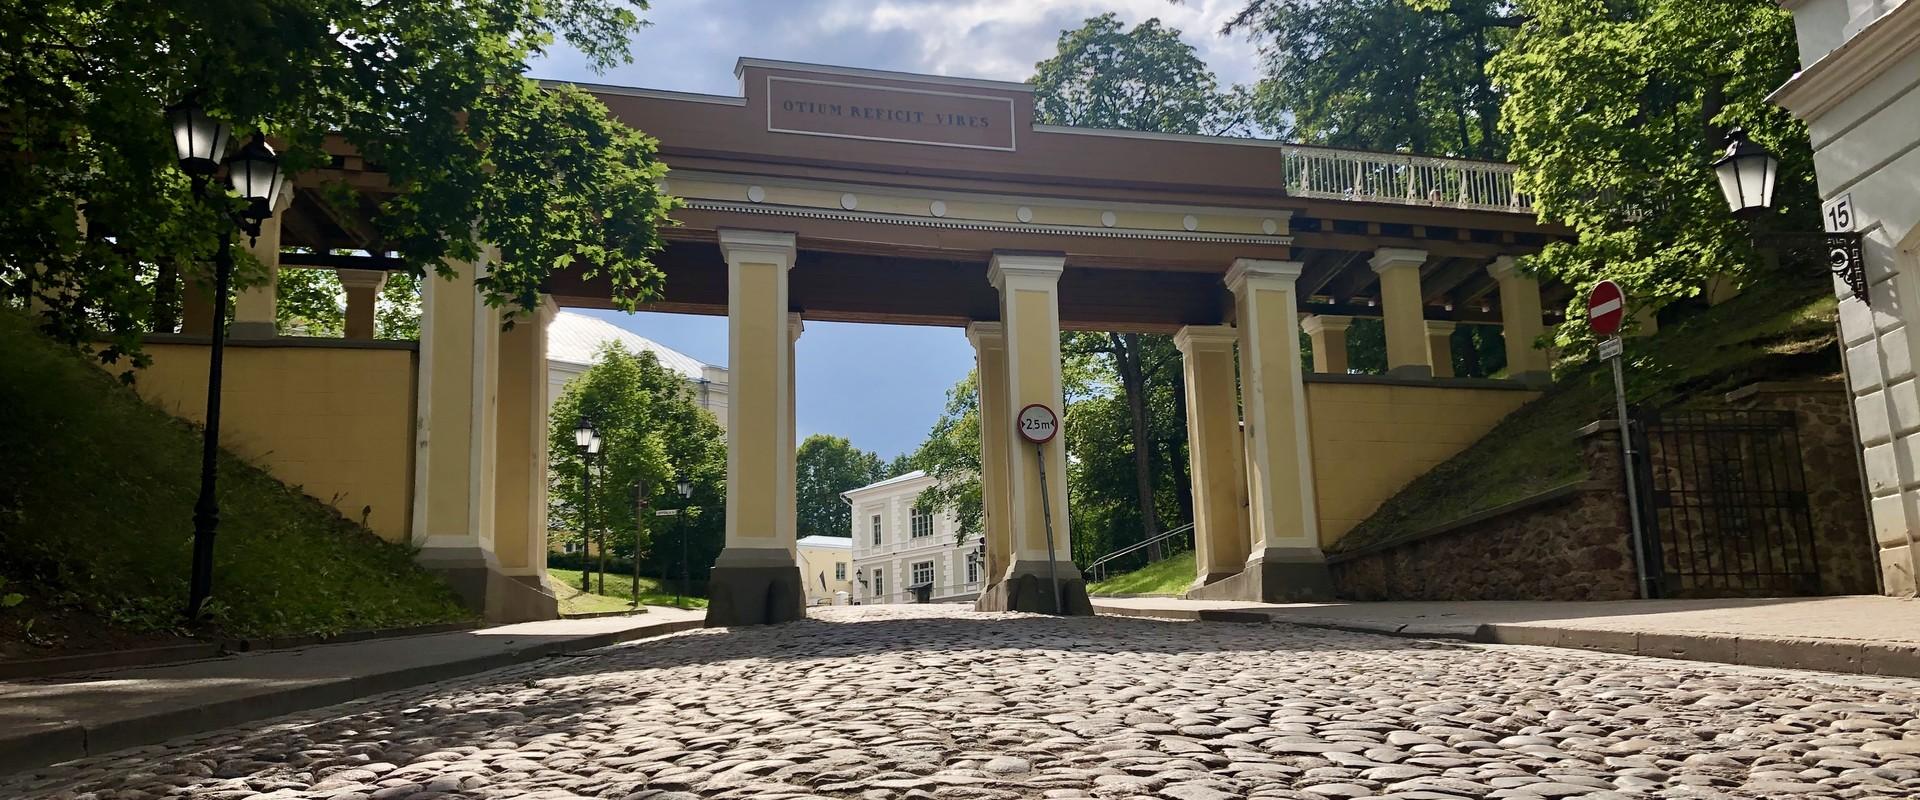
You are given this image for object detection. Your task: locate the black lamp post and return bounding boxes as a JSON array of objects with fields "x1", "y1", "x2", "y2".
[
  {"x1": 167, "y1": 100, "x2": 286, "y2": 622},
  {"x1": 1712, "y1": 129, "x2": 1867, "y2": 301},
  {"x1": 628, "y1": 478, "x2": 649, "y2": 607},
  {"x1": 675, "y1": 472, "x2": 693, "y2": 608},
  {"x1": 573, "y1": 416, "x2": 599, "y2": 592}
]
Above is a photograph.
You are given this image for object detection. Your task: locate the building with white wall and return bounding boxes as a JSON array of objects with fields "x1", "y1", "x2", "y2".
[
  {"x1": 1775, "y1": 0, "x2": 1920, "y2": 595},
  {"x1": 796, "y1": 535, "x2": 854, "y2": 605},
  {"x1": 842, "y1": 471, "x2": 984, "y2": 604},
  {"x1": 546, "y1": 310, "x2": 729, "y2": 430}
]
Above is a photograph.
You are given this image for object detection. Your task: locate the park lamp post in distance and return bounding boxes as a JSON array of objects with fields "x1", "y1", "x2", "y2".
[
  {"x1": 574, "y1": 417, "x2": 601, "y2": 591},
  {"x1": 1712, "y1": 128, "x2": 1866, "y2": 302},
  {"x1": 166, "y1": 98, "x2": 286, "y2": 622}
]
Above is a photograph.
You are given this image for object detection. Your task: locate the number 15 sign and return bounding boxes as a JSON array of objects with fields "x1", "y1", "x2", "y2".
[{"x1": 1018, "y1": 403, "x2": 1059, "y2": 444}]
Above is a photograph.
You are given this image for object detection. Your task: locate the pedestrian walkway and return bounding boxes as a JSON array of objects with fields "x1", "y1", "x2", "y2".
[
  {"x1": 0, "y1": 608, "x2": 704, "y2": 776},
  {"x1": 1093, "y1": 595, "x2": 1920, "y2": 678}
]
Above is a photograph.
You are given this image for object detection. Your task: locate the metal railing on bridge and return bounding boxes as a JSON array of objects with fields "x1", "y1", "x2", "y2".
[{"x1": 1282, "y1": 145, "x2": 1534, "y2": 215}]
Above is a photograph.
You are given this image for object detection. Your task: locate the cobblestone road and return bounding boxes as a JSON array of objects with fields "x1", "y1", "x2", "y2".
[{"x1": 12, "y1": 605, "x2": 1920, "y2": 800}]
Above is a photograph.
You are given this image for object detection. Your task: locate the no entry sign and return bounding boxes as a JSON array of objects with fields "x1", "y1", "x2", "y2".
[
  {"x1": 1588, "y1": 280, "x2": 1626, "y2": 337},
  {"x1": 1017, "y1": 403, "x2": 1059, "y2": 444}
]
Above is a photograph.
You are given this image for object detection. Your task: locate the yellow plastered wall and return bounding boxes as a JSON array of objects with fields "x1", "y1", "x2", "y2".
[
  {"x1": 796, "y1": 544, "x2": 854, "y2": 604},
  {"x1": 122, "y1": 342, "x2": 418, "y2": 543},
  {"x1": 1307, "y1": 382, "x2": 1539, "y2": 547}
]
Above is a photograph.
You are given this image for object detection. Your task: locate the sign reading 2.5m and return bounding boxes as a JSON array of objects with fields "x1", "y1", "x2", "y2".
[{"x1": 1018, "y1": 404, "x2": 1059, "y2": 445}]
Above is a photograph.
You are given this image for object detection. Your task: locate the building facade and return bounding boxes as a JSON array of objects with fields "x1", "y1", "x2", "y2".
[
  {"x1": 1776, "y1": 0, "x2": 1920, "y2": 595},
  {"x1": 796, "y1": 534, "x2": 854, "y2": 605},
  {"x1": 843, "y1": 471, "x2": 985, "y2": 604}
]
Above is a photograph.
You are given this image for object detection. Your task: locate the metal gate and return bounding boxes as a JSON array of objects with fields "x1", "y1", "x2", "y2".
[{"x1": 1633, "y1": 410, "x2": 1822, "y2": 597}]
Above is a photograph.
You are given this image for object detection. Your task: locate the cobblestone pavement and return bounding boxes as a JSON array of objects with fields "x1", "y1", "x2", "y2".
[{"x1": 11, "y1": 605, "x2": 1920, "y2": 800}]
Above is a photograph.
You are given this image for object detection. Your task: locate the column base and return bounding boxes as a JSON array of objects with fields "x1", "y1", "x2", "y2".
[
  {"x1": 975, "y1": 560, "x2": 1092, "y2": 616},
  {"x1": 416, "y1": 546, "x2": 559, "y2": 623},
  {"x1": 704, "y1": 546, "x2": 805, "y2": 627},
  {"x1": 1184, "y1": 569, "x2": 1242, "y2": 596},
  {"x1": 1512, "y1": 370, "x2": 1552, "y2": 389},
  {"x1": 227, "y1": 321, "x2": 277, "y2": 340},
  {"x1": 1184, "y1": 547, "x2": 1335, "y2": 603},
  {"x1": 1386, "y1": 364, "x2": 1433, "y2": 380}
]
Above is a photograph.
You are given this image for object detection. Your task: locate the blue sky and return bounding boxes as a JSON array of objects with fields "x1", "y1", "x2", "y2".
[{"x1": 539, "y1": 1, "x2": 1260, "y2": 461}]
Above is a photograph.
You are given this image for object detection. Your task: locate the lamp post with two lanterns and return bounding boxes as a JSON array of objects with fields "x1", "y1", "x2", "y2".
[
  {"x1": 165, "y1": 99, "x2": 289, "y2": 622},
  {"x1": 573, "y1": 416, "x2": 603, "y2": 593}
]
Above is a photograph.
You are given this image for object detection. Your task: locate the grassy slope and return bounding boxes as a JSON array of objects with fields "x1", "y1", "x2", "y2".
[
  {"x1": 547, "y1": 568, "x2": 708, "y2": 612},
  {"x1": 1088, "y1": 551, "x2": 1196, "y2": 596},
  {"x1": 0, "y1": 310, "x2": 471, "y2": 649},
  {"x1": 1334, "y1": 275, "x2": 1842, "y2": 553}
]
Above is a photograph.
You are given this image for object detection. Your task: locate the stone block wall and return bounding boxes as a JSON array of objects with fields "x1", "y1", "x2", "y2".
[{"x1": 1725, "y1": 383, "x2": 1878, "y2": 595}]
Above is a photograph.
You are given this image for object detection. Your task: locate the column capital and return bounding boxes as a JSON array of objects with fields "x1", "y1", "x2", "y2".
[
  {"x1": 1486, "y1": 254, "x2": 1525, "y2": 281},
  {"x1": 788, "y1": 312, "x2": 804, "y2": 341},
  {"x1": 1424, "y1": 320, "x2": 1458, "y2": 335},
  {"x1": 1299, "y1": 315, "x2": 1354, "y2": 337},
  {"x1": 1173, "y1": 324, "x2": 1238, "y2": 355},
  {"x1": 719, "y1": 229, "x2": 797, "y2": 268},
  {"x1": 336, "y1": 268, "x2": 389, "y2": 292},
  {"x1": 1369, "y1": 247, "x2": 1428, "y2": 274},
  {"x1": 965, "y1": 320, "x2": 1005, "y2": 348},
  {"x1": 987, "y1": 252, "x2": 1066, "y2": 290},
  {"x1": 1225, "y1": 259, "x2": 1303, "y2": 294}
]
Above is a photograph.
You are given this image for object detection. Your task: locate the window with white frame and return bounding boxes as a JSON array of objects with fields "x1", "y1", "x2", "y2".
[
  {"x1": 870, "y1": 514, "x2": 882, "y2": 546},
  {"x1": 873, "y1": 568, "x2": 884, "y2": 598},
  {"x1": 910, "y1": 507, "x2": 933, "y2": 538},
  {"x1": 966, "y1": 552, "x2": 980, "y2": 585},
  {"x1": 911, "y1": 560, "x2": 934, "y2": 587},
  {"x1": 835, "y1": 562, "x2": 846, "y2": 581}
]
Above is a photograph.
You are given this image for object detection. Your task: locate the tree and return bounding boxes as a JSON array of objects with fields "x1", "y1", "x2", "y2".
[
  {"x1": 1033, "y1": 14, "x2": 1253, "y2": 136},
  {"x1": 2, "y1": 0, "x2": 673, "y2": 371},
  {"x1": 1492, "y1": 0, "x2": 1814, "y2": 332},
  {"x1": 910, "y1": 372, "x2": 987, "y2": 542},
  {"x1": 550, "y1": 343, "x2": 726, "y2": 590},
  {"x1": 795, "y1": 435, "x2": 884, "y2": 538}
]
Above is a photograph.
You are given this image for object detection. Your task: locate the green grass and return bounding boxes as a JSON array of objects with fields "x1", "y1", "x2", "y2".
[
  {"x1": 1334, "y1": 275, "x2": 1842, "y2": 554},
  {"x1": 1088, "y1": 551, "x2": 1196, "y2": 596},
  {"x1": 546, "y1": 568, "x2": 707, "y2": 612},
  {"x1": 0, "y1": 309, "x2": 473, "y2": 645}
]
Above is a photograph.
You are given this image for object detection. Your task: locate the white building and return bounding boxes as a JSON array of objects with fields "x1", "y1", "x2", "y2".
[
  {"x1": 842, "y1": 471, "x2": 985, "y2": 604},
  {"x1": 1775, "y1": 0, "x2": 1920, "y2": 595},
  {"x1": 796, "y1": 535, "x2": 854, "y2": 605},
  {"x1": 546, "y1": 310, "x2": 729, "y2": 430}
]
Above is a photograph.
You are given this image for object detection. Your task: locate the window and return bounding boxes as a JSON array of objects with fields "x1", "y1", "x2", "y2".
[
  {"x1": 966, "y1": 552, "x2": 980, "y2": 585},
  {"x1": 871, "y1": 514, "x2": 882, "y2": 546},
  {"x1": 873, "y1": 568, "x2": 884, "y2": 598},
  {"x1": 911, "y1": 560, "x2": 934, "y2": 587},
  {"x1": 835, "y1": 562, "x2": 847, "y2": 581},
  {"x1": 911, "y1": 507, "x2": 933, "y2": 538}
]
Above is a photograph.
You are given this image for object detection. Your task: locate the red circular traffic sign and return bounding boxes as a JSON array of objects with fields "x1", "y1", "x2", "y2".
[
  {"x1": 1588, "y1": 280, "x2": 1626, "y2": 337},
  {"x1": 1017, "y1": 403, "x2": 1059, "y2": 444}
]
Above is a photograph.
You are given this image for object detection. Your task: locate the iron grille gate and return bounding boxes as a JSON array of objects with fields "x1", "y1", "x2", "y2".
[{"x1": 1631, "y1": 410, "x2": 1822, "y2": 597}]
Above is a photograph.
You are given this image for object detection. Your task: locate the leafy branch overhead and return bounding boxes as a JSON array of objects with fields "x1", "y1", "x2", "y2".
[{"x1": 1, "y1": 0, "x2": 674, "y2": 362}]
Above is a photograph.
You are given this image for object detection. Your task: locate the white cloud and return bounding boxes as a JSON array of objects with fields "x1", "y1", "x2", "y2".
[{"x1": 531, "y1": 0, "x2": 1262, "y2": 94}]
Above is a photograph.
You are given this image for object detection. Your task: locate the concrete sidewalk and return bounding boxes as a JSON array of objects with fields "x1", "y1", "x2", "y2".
[
  {"x1": 0, "y1": 607, "x2": 704, "y2": 776},
  {"x1": 1093, "y1": 595, "x2": 1920, "y2": 677}
]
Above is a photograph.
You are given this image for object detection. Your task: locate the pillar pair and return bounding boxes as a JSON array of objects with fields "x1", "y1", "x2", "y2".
[
  {"x1": 969, "y1": 255, "x2": 1090, "y2": 616},
  {"x1": 704, "y1": 230, "x2": 808, "y2": 627},
  {"x1": 1179, "y1": 261, "x2": 1335, "y2": 602},
  {"x1": 1299, "y1": 251, "x2": 1549, "y2": 385},
  {"x1": 409, "y1": 246, "x2": 561, "y2": 622}
]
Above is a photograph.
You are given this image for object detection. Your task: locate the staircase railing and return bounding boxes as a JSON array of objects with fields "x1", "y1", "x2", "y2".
[{"x1": 1086, "y1": 522, "x2": 1196, "y2": 584}]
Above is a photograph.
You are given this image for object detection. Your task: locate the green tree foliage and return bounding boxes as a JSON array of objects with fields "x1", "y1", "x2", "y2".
[
  {"x1": 1, "y1": 0, "x2": 673, "y2": 368},
  {"x1": 795, "y1": 434, "x2": 883, "y2": 538},
  {"x1": 910, "y1": 372, "x2": 987, "y2": 542},
  {"x1": 1228, "y1": 0, "x2": 1521, "y2": 158},
  {"x1": 549, "y1": 344, "x2": 725, "y2": 581},
  {"x1": 1492, "y1": 0, "x2": 1814, "y2": 333},
  {"x1": 275, "y1": 268, "x2": 345, "y2": 337},
  {"x1": 1032, "y1": 13, "x2": 1253, "y2": 135},
  {"x1": 375, "y1": 273, "x2": 422, "y2": 340}
]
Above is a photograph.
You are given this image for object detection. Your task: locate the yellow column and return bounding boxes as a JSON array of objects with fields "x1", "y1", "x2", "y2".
[
  {"x1": 1224, "y1": 259, "x2": 1333, "y2": 602},
  {"x1": 338, "y1": 269, "x2": 388, "y2": 340},
  {"x1": 493, "y1": 296, "x2": 559, "y2": 620},
  {"x1": 967, "y1": 321, "x2": 1015, "y2": 588},
  {"x1": 1174, "y1": 325, "x2": 1250, "y2": 592},
  {"x1": 1370, "y1": 247, "x2": 1431, "y2": 379},
  {"x1": 1487, "y1": 256, "x2": 1551, "y2": 386},
  {"x1": 980, "y1": 252, "x2": 1089, "y2": 615},
  {"x1": 706, "y1": 229, "x2": 805, "y2": 627},
  {"x1": 410, "y1": 245, "x2": 505, "y2": 615},
  {"x1": 1426, "y1": 321, "x2": 1457, "y2": 378},
  {"x1": 229, "y1": 200, "x2": 286, "y2": 339},
  {"x1": 1299, "y1": 315, "x2": 1352, "y2": 374},
  {"x1": 784, "y1": 312, "x2": 803, "y2": 540}
]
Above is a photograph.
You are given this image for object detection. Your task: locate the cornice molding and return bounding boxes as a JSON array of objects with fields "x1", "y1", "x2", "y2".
[
  {"x1": 682, "y1": 200, "x2": 1295, "y2": 246},
  {"x1": 1772, "y1": 1, "x2": 1920, "y2": 120}
]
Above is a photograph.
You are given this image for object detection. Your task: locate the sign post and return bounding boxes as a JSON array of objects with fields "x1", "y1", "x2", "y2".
[
  {"x1": 1017, "y1": 403, "x2": 1063, "y2": 614},
  {"x1": 1589, "y1": 281, "x2": 1654, "y2": 599}
]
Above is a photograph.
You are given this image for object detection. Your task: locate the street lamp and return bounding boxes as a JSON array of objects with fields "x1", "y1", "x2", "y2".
[
  {"x1": 1711, "y1": 128, "x2": 1866, "y2": 301},
  {"x1": 574, "y1": 417, "x2": 598, "y2": 591},
  {"x1": 628, "y1": 478, "x2": 648, "y2": 607},
  {"x1": 168, "y1": 99, "x2": 286, "y2": 622},
  {"x1": 675, "y1": 472, "x2": 692, "y2": 608}
]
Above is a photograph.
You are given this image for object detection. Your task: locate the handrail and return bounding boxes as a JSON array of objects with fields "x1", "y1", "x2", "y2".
[
  {"x1": 1281, "y1": 144, "x2": 1534, "y2": 215},
  {"x1": 1087, "y1": 522, "x2": 1196, "y2": 583}
]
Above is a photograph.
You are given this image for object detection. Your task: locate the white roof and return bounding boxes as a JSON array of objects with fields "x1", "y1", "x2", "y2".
[
  {"x1": 842, "y1": 470, "x2": 929, "y2": 498},
  {"x1": 547, "y1": 310, "x2": 713, "y2": 381},
  {"x1": 796, "y1": 535, "x2": 853, "y2": 549}
]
